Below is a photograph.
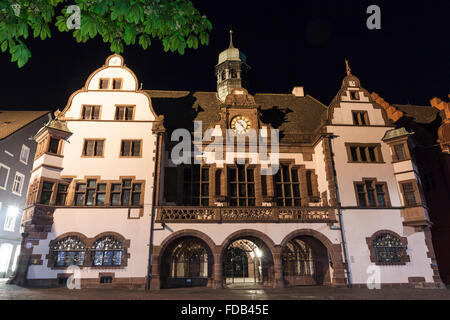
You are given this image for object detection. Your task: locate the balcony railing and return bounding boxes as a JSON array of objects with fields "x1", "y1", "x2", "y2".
[{"x1": 155, "y1": 206, "x2": 337, "y2": 223}]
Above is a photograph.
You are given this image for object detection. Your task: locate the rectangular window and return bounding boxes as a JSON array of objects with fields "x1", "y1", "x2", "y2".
[
  {"x1": 228, "y1": 165, "x2": 255, "y2": 207},
  {"x1": 12, "y1": 172, "x2": 25, "y2": 196},
  {"x1": 115, "y1": 106, "x2": 135, "y2": 120},
  {"x1": 39, "y1": 181, "x2": 54, "y2": 205},
  {"x1": 82, "y1": 139, "x2": 104, "y2": 157},
  {"x1": 81, "y1": 105, "x2": 101, "y2": 120},
  {"x1": 99, "y1": 78, "x2": 109, "y2": 89},
  {"x1": 183, "y1": 165, "x2": 209, "y2": 206},
  {"x1": 0, "y1": 163, "x2": 10, "y2": 190},
  {"x1": 120, "y1": 140, "x2": 141, "y2": 157},
  {"x1": 48, "y1": 138, "x2": 60, "y2": 154},
  {"x1": 355, "y1": 180, "x2": 389, "y2": 207},
  {"x1": 4, "y1": 206, "x2": 18, "y2": 232},
  {"x1": 20, "y1": 145, "x2": 30, "y2": 165},
  {"x1": 401, "y1": 182, "x2": 417, "y2": 206},
  {"x1": 346, "y1": 144, "x2": 383, "y2": 163},
  {"x1": 55, "y1": 184, "x2": 68, "y2": 206},
  {"x1": 274, "y1": 165, "x2": 301, "y2": 207},
  {"x1": 394, "y1": 144, "x2": 407, "y2": 161},
  {"x1": 112, "y1": 78, "x2": 122, "y2": 89},
  {"x1": 74, "y1": 183, "x2": 86, "y2": 206},
  {"x1": 352, "y1": 111, "x2": 368, "y2": 125},
  {"x1": 110, "y1": 179, "x2": 142, "y2": 206},
  {"x1": 349, "y1": 91, "x2": 360, "y2": 101}
]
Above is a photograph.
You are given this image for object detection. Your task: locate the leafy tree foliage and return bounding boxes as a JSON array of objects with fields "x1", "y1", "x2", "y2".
[{"x1": 0, "y1": 0, "x2": 212, "y2": 67}]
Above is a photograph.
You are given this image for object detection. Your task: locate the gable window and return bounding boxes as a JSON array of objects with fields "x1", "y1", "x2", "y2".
[
  {"x1": 52, "y1": 236, "x2": 86, "y2": 267},
  {"x1": 355, "y1": 179, "x2": 390, "y2": 207},
  {"x1": 120, "y1": 140, "x2": 141, "y2": 157},
  {"x1": 11, "y1": 172, "x2": 25, "y2": 196},
  {"x1": 0, "y1": 163, "x2": 10, "y2": 190},
  {"x1": 228, "y1": 165, "x2": 255, "y2": 206},
  {"x1": 349, "y1": 90, "x2": 360, "y2": 100},
  {"x1": 92, "y1": 236, "x2": 123, "y2": 266},
  {"x1": 81, "y1": 105, "x2": 101, "y2": 120},
  {"x1": 4, "y1": 206, "x2": 19, "y2": 232},
  {"x1": 19, "y1": 145, "x2": 30, "y2": 165},
  {"x1": 183, "y1": 165, "x2": 209, "y2": 206},
  {"x1": 400, "y1": 181, "x2": 418, "y2": 206},
  {"x1": 274, "y1": 165, "x2": 301, "y2": 207},
  {"x1": 346, "y1": 143, "x2": 383, "y2": 163},
  {"x1": 115, "y1": 106, "x2": 134, "y2": 120},
  {"x1": 82, "y1": 139, "x2": 104, "y2": 157},
  {"x1": 352, "y1": 111, "x2": 369, "y2": 126},
  {"x1": 393, "y1": 143, "x2": 407, "y2": 161},
  {"x1": 112, "y1": 78, "x2": 122, "y2": 90},
  {"x1": 99, "y1": 78, "x2": 109, "y2": 89}
]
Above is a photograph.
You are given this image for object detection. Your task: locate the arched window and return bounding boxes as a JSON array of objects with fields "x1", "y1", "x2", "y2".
[
  {"x1": 92, "y1": 236, "x2": 123, "y2": 266},
  {"x1": 52, "y1": 236, "x2": 86, "y2": 267},
  {"x1": 373, "y1": 233, "x2": 405, "y2": 264}
]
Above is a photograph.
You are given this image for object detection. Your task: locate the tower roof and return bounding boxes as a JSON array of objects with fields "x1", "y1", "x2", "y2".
[{"x1": 217, "y1": 29, "x2": 247, "y2": 65}]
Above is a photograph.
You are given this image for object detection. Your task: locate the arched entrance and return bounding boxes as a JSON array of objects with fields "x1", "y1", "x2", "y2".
[
  {"x1": 222, "y1": 234, "x2": 275, "y2": 288},
  {"x1": 160, "y1": 236, "x2": 214, "y2": 288},
  {"x1": 282, "y1": 236, "x2": 331, "y2": 286}
]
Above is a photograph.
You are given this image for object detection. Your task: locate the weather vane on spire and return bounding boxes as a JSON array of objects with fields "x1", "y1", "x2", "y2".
[
  {"x1": 345, "y1": 59, "x2": 351, "y2": 76},
  {"x1": 229, "y1": 27, "x2": 234, "y2": 48}
]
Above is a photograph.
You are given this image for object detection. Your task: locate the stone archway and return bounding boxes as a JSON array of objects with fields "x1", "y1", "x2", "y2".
[
  {"x1": 219, "y1": 230, "x2": 278, "y2": 288},
  {"x1": 151, "y1": 230, "x2": 216, "y2": 290},
  {"x1": 280, "y1": 229, "x2": 347, "y2": 286}
]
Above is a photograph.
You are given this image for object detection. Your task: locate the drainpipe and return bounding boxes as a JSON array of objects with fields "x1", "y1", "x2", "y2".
[
  {"x1": 327, "y1": 135, "x2": 352, "y2": 287},
  {"x1": 146, "y1": 130, "x2": 164, "y2": 290}
]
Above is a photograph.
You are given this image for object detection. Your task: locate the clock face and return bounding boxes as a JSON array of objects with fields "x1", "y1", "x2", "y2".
[{"x1": 230, "y1": 115, "x2": 251, "y2": 134}]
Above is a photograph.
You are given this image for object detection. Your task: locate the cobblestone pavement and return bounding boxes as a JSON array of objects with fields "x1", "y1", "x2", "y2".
[{"x1": 1, "y1": 280, "x2": 450, "y2": 300}]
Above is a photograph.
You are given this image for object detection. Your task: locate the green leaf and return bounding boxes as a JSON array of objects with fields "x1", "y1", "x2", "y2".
[{"x1": 138, "y1": 34, "x2": 151, "y2": 50}]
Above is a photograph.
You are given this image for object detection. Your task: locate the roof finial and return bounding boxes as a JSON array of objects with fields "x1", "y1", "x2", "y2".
[
  {"x1": 345, "y1": 59, "x2": 351, "y2": 76},
  {"x1": 229, "y1": 27, "x2": 234, "y2": 49}
]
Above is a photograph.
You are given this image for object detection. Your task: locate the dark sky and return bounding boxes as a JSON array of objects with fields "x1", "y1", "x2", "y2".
[{"x1": 1, "y1": 0, "x2": 449, "y2": 111}]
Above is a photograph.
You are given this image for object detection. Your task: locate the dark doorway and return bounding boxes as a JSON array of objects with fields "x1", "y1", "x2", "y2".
[{"x1": 160, "y1": 236, "x2": 213, "y2": 288}]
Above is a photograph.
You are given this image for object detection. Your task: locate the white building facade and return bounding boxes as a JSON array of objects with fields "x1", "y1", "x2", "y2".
[{"x1": 12, "y1": 43, "x2": 442, "y2": 289}]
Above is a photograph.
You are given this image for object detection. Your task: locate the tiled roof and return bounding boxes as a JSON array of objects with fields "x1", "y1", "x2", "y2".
[
  {"x1": 146, "y1": 90, "x2": 327, "y2": 143},
  {"x1": 0, "y1": 110, "x2": 49, "y2": 140},
  {"x1": 394, "y1": 104, "x2": 440, "y2": 124}
]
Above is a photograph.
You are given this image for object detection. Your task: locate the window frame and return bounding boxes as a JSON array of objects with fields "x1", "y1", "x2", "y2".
[
  {"x1": 3, "y1": 205, "x2": 18, "y2": 232},
  {"x1": 81, "y1": 139, "x2": 105, "y2": 158},
  {"x1": 11, "y1": 171, "x2": 25, "y2": 196},
  {"x1": 345, "y1": 143, "x2": 384, "y2": 163},
  {"x1": 352, "y1": 110, "x2": 370, "y2": 126},
  {"x1": 182, "y1": 164, "x2": 210, "y2": 206},
  {"x1": 114, "y1": 105, "x2": 135, "y2": 121},
  {"x1": 399, "y1": 180, "x2": 420, "y2": 207},
  {"x1": 81, "y1": 105, "x2": 102, "y2": 120},
  {"x1": 0, "y1": 163, "x2": 10, "y2": 190},
  {"x1": 119, "y1": 139, "x2": 142, "y2": 158},
  {"x1": 112, "y1": 78, "x2": 123, "y2": 90},
  {"x1": 99, "y1": 78, "x2": 110, "y2": 90},
  {"x1": 19, "y1": 144, "x2": 30, "y2": 165},
  {"x1": 228, "y1": 164, "x2": 256, "y2": 207},
  {"x1": 366, "y1": 230, "x2": 410, "y2": 265},
  {"x1": 274, "y1": 164, "x2": 301, "y2": 207},
  {"x1": 353, "y1": 178, "x2": 391, "y2": 208}
]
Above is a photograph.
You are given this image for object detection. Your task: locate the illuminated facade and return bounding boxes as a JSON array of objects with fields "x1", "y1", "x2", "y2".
[{"x1": 10, "y1": 35, "x2": 449, "y2": 289}]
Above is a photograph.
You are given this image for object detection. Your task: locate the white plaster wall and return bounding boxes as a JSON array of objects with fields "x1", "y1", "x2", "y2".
[
  {"x1": 343, "y1": 210, "x2": 434, "y2": 284},
  {"x1": 332, "y1": 102, "x2": 385, "y2": 126}
]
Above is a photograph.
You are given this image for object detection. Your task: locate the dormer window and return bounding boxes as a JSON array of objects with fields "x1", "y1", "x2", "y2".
[
  {"x1": 350, "y1": 90, "x2": 360, "y2": 100},
  {"x1": 99, "y1": 79, "x2": 109, "y2": 89},
  {"x1": 112, "y1": 78, "x2": 123, "y2": 90}
]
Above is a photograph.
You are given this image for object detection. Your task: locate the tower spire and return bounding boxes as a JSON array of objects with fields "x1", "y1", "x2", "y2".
[
  {"x1": 229, "y1": 27, "x2": 234, "y2": 49},
  {"x1": 345, "y1": 59, "x2": 351, "y2": 76}
]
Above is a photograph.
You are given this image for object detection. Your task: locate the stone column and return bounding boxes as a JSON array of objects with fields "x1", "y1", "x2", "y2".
[
  {"x1": 213, "y1": 246, "x2": 223, "y2": 289},
  {"x1": 272, "y1": 245, "x2": 284, "y2": 288},
  {"x1": 149, "y1": 247, "x2": 161, "y2": 290}
]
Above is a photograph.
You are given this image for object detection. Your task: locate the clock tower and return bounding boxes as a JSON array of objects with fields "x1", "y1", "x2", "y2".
[{"x1": 216, "y1": 29, "x2": 250, "y2": 102}]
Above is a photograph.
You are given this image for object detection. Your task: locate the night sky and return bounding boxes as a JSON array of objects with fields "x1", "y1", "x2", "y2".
[{"x1": 1, "y1": 0, "x2": 449, "y2": 112}]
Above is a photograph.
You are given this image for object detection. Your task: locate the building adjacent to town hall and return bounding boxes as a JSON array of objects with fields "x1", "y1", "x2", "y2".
[{"x1": 9, "y1": 33, "x2": 450, "y2": 289}]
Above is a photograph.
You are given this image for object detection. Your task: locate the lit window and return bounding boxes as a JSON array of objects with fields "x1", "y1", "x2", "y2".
[
  {"x1": 0, "y1": 243, "x2": 13, "y2": 273},
  {"x1": 11, "y1": 172, "x2": 25, "y2": 196},
  {"x1": 92, "y1": 236, "x2": 123, "y2": 266},
  {"x1": 51, "y1": 236, "x2": 86, "y2": 267},
  {"x1": 4, "y1": 206, "x2": 19, "y2": 232},
  {"x1": 0, "y1": 163, "x2": 10, "y2": 190},
  {"x1": 20, "y1": 145, "x2": 30, "y2": 165},
  {"x1": 11, "y1": 245, "x2": 21, "y2": 272}
]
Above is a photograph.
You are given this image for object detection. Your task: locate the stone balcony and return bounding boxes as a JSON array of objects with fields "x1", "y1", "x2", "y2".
[{"x1": 155, "y1": 206, "x2": 337, "y2": 223}]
